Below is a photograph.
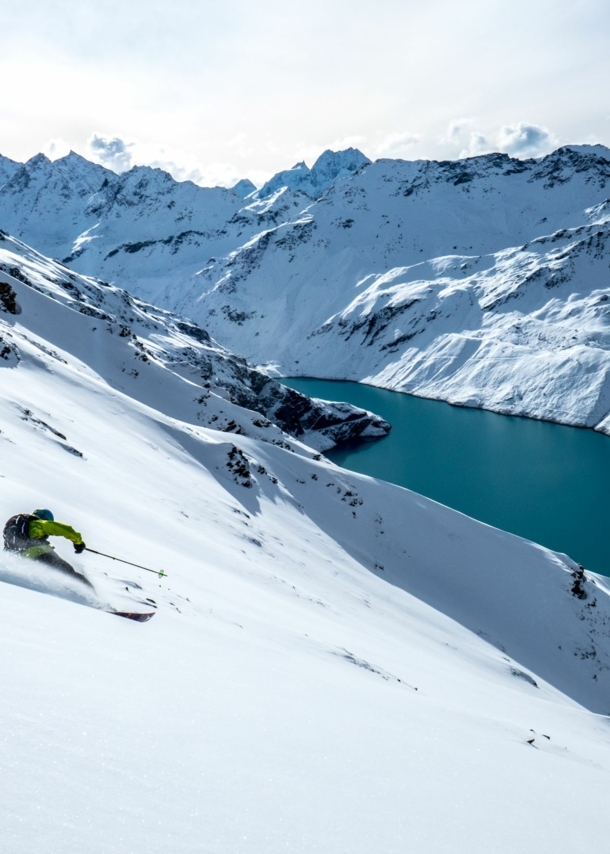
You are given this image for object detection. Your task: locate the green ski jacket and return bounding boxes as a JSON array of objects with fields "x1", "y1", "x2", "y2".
[{"x1": 24, "y1": 519, "x2": 84, "y2": 558}]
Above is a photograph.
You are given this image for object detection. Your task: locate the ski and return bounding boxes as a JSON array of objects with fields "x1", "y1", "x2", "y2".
[{"x1": 110, "y1": 610, "x2": 156, "y2": 623}]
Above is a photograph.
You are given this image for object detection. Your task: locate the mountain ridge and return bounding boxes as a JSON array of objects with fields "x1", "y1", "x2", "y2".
[{"x1": 1, "y1": 143, "x2": 609, "y2": 433}]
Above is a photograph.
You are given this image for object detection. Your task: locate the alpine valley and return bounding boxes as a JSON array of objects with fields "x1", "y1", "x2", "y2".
[
  {"x1": 1, "y1": 144, "x2": 609, "y2": 433},
  {"x1": 2, "y1": 146, "x2": 610, "y2": 853}
]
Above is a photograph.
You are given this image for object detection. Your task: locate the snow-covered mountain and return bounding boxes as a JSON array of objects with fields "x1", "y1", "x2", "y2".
[
  {"x1": 0, "y1": 232, "x2": 389, "y2": 450},
  {"x1": 0, "y1": 147, "x2": 368, "y2": 306},
  {"x1": 2, "y1": 144, "x2": 610, "y2": 433},
  {"x1": 184, "y1": 145, "x2": 610, "y2": 434},
  {"x1": 3, "y1": 206, "x2": 610, "y2": 852}
]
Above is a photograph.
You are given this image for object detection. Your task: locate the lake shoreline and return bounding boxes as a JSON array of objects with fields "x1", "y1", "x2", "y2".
[
  {"x1": 282, "y1": 375, "x2": 610, "y2": 439},
  {"x1": 281, "y1": 377, "x2": 610, "y2": 577}
]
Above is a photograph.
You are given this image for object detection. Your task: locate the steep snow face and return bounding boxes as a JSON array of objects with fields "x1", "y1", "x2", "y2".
[
  {"x1": 2, "y1": 219, "x2": 610, "y2": 851},
  {"x1": 255, "y1": 147, "x2": 372, "y2": 199},
  {"x1": 0, "y1": 232, "x2": 389, "y2": 449},
  {"x1": 1, "y1": 152, "x2": 111, "y2": 251}
]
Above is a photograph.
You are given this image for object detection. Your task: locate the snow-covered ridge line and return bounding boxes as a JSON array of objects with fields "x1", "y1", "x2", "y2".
[
  {"x1": 2, "y1": 143, "x2": 610, "y2": 434},
  {"x1": 0, "y1": 231, "x2": 389, "y2": 450}
]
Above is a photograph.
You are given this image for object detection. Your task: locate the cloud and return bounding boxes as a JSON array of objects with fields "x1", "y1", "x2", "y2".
[
  {"x1": 88, "y1": 133, "x2": 134, "y2": 172},
  {"x1": 496, "y1": 122, "x2": 557, "y2": 157},
  {"x1": 444, "y1": 118, "x2": 474, "y2": 145},
  {"x1": 459, "y1": 132, "x2": 492, "y2": 158},
  {"x1": 444, "y1": 119, "x2": 558, "y2": 160},
  {"x1": 228, "y1": 133, "x2": 255, "y2": 159},
  {"x1": 443, "y1": 119, "x2": 489, "y2": 156},
  {"x1": 43, "y1": 138, "x2": 71, "y2": 160},
  {"x1": 376, "y1": 132, "x2": 420, "y2": 157},
  {"x1": 86, "y1": 132, "x2": 264, "y2": 187}
]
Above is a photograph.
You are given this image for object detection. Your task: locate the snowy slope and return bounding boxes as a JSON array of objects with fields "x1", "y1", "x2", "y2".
[
  {"x1": 300, "y1": 219, "x2": 610, "y2": 431},
  {"x1": 0, "y1": 232, "x2": 389, "y2": 450},
  {"x1": 2, "y1": 217, "x2": 610, "y2": 852}
]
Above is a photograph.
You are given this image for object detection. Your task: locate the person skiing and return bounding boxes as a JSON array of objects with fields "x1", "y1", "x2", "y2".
[{"x1": 3, "y1": 509, "x2": 93, "y2": 589}]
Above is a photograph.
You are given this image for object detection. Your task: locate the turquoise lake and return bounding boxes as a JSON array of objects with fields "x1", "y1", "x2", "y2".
[{"x1": 282, "y1": 378, "x2": 610, "y2": 577}]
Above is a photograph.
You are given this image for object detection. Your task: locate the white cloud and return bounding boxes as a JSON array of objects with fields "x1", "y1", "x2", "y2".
[
  {"x1": 459, "y1": 132, "x2": 492, "y2": 158},
  {"x1": 86, "y1": 133, "x2": 264, "y2": 188},
  {"x1": 496, "y1": 122, "x2": 557, "y2": 157},
  {"x1": 43, "y1": 138, "x2": 71, "y2": 160},
  {"x1": 445, "y1": 119, "x2": 558, "y2": 160},
  {"x1": 376, "y1": 132, "x2": 420, "y2": 157},
  {"x1": 444, "y1": 118, "x2": 474, "y2": 145},
  {"x1": 88, "y1": 133, "x2": 134, "y2": 172}
]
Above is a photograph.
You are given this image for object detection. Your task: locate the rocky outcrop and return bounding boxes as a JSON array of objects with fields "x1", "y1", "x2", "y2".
[{"x1": 0, "y1": 232, "x2": 389, "y2": 451}]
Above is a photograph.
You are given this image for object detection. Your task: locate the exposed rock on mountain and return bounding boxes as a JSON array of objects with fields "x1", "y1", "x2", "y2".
[{"x1": 0, "y1": 231, "x2": 389, "y2": 450}]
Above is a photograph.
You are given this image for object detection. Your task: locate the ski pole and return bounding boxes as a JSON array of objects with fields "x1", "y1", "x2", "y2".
[{"x1": 85, "y1": 548, "x2": 167, "y2": 578}]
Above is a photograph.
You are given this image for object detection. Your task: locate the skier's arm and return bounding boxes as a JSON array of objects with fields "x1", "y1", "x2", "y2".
[{"x1": 29, "y1": 519, "x2": 84, "y2": 545}]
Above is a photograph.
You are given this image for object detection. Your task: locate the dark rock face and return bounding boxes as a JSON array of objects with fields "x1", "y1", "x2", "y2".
[
  {"x1": 0, "y1": 282, "x2": 20, "y2": 314},
  {"x1": 0, "y1": 232, "x2": 390, "y2": 451}
]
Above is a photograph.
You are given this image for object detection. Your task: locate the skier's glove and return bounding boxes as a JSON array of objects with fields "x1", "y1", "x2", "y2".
[{"x1": 74, "y1": 542, "x2": 86, "y2": 554}]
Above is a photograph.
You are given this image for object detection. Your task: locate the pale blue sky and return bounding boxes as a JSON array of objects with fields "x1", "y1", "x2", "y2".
[{"x1": 3, "y1": 0, "x2": 608, "y2": 185}]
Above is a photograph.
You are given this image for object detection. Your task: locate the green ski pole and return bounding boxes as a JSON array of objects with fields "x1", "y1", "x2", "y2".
[{"x1": 85, "y1": 548, "x2": 167, "y2": 578}]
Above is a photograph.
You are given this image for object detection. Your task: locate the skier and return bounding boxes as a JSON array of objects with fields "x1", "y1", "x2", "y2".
[{"x1": 2, "y1": 508, "x2": 93, "y2": 589}]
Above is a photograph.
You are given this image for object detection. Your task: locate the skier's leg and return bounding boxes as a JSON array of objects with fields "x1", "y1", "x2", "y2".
[{"x1": 34, "y1": 550, "x2": 95, "y2": 589}]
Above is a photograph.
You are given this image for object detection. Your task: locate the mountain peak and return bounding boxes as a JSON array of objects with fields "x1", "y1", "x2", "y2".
[
  {"x1": 312, "y1": 147, "x2": 371, "y2": 172},
  {"x1": 25, "y1": 152, "x2": 52, "y2": 169},
  {"x1": 256, "y1": 148, "x2": 370, "y2": 200},
  {"x1": 559, "y1": 144, "x2": 610, "y2": 161},
  {"x1": 232, "y1": 178, "x2": 257, "y2": 198},
  {"x1": 59, "y1": 150, "x2": 98, "y2": 166}
]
